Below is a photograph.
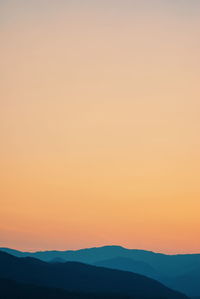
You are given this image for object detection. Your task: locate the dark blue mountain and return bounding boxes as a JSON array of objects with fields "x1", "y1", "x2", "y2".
[
  {"x1": 94, "y1": 256, "x2": 158, "y2": 278},
  {"x1": 1, "y1": 245, "x2": 200, "y2": 276},
  {"x1": 0, "y1": 277, "x2": 145, "y2": 299},
  {"x1": 1, "y1": 245, "x2": 200, "y2": 296},
  {"x1": 0, "y1": 251, "x2": 187, "y2": 299},
  {"x1": 170, "y1": 267, "x2": 200, "y2": 297}
]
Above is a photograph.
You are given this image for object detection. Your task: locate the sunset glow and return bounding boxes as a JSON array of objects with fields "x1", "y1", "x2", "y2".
[{"x1": 1, "y1": 0, "x2": 200, "y2": 253}]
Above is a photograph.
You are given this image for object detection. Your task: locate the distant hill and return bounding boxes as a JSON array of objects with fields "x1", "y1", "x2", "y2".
[
  {"x1": 0, "y1": 246, "x2": 131, "y2": 263},
  {"x1": 0, "y1": 251, "x2": 187, "y2": 299},
  {"x1": 1, "y1": 245, "x2": 200, "y2": 276},
  {"x1": 170, "y1": 267, "x2": 200, "y2": 297},
  {"x1": 1, "y1": 245, "x2": 200, "y2": 296},
  {"x1": 94, "y1": 256, "x2": 158, "y2": 278}
]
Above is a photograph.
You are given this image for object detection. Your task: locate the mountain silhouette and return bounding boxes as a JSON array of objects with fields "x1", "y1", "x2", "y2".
[
  {"x1": 94, "y1": 256, "x2": 158, "y2": 278},
  {"x1": 2, "y1": 246, "x2": 200, "y2": 275},
  {"x1": 0, "y1": 277, "x2": 148, "y2": 299},
  {"x1": 0, "y1": 251, "x2": 188, "y2": 298},
  {"x1": 1, "y1": 246, "x2": 200, "y2": 296},
  {"x1": 170, "y1": 267, "x2": 200, "y2": 297}
]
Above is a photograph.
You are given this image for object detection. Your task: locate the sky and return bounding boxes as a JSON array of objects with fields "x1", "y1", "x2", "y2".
[{"x1": 1, "y1": 0, "x2": 200, "y2": 253}]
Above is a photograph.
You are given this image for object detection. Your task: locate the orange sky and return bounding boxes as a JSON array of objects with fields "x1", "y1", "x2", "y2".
[{"x1": 1, "y1": 0, "x2": 200, "y2": 253}]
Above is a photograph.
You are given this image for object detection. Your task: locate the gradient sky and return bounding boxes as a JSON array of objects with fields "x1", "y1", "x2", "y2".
[{"x1": 1, "y1": 0, "x2": 200, "y2": 253}]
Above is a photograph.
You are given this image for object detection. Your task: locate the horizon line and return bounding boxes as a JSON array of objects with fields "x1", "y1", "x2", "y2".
[{"x1": 1, "y1": 244, "x2": 200, "y2": 256}]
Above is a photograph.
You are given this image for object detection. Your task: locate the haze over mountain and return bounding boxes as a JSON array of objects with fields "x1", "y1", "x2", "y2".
[
  {"x1": 1, "y1": 245, "x2": 200, "y2": 296},
  {"x1": 2, "y1": 245, "x2": 200, "y2": 276},
  {"x1": 94, "y1": 257, "x2": 158, "y2": 278},
  {"x1": 0, "y1": 251, "x2": 188, "y2": 299},
  {"x1": 169, "y1": 267, "x2": 200, "y2": 298}
]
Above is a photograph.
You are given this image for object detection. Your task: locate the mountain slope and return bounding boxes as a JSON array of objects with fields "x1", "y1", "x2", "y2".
[
  {"x1": 0, "y1": 278, "x2": 141, "y2": 299},
  {"x1": 94, "y1": 256, "x2": 158, "y2": 278},
  {"x1": 1, "y1": 246, "x2": 200, "y2": 296},
  {"x1": 170, "y1": 267, "x2": 200, "y2": 297},
  {"x1": 1, "y1": 245, "x2": 200, "y2": 277},
  {"x1": 0, "y1": 251, "x2": 187, "y2": 299}
]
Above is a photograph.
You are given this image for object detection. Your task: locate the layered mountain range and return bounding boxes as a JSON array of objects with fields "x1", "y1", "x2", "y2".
[
  {"x1": 0, "y1": 250, "x2": 188, "y2": 299},
  {"x1": 1, "y1": 245, "x2": 200, "y2": 297}
]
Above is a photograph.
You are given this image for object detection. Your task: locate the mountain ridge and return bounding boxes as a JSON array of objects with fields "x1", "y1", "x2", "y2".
[
  {"x1": 0, "y1": 250, "x2": 188, "y2": 299},
  {"x1": 1, "y1": 245, "x2": 200, "y2": 296}
]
